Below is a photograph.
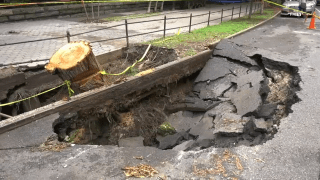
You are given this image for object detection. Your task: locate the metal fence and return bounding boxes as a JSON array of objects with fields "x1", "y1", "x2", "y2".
[{"x1": 0, "y1": 3, "x2": 261, "y2": 65}]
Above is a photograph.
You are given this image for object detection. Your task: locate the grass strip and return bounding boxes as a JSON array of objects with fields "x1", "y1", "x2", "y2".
[{"x1": 145, "y1": 9, "x2": 276, "y2": 53}]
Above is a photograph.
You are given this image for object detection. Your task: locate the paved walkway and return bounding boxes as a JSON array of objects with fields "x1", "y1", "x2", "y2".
[{"x1": 0, "y1": 3, "x2": 254, "y2": 68}]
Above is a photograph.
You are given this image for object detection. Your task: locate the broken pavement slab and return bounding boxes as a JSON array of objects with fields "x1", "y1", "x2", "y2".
[
  {"x1": 118, "y1": 136, "x2": 145, "y2": 147},
  {"x1": 195, "y1": 56, "x2": 249, "y2": 83},
  {"x1": 0, "y1": 71, "x2": 25, "y2": 101},
  {"x1": 253, "y1": 118, "x2": 269, "y2": 133},
  {"x1": 213, "y1": 113, "x2": 250, "y2": 136},
  {"x1": 189, "y1": 116, "x2": 214, "y2": 137},
  {"x1": 197, "y1": 74, "x2": 234, "y2": 100},
  {"x1": 207, "y1": 101, "x2": 237, "y2": 118},
  {"x1": 24, "y1": 70, "x2": 63, "y2": 93},
  {"x1": 230, "y1": 83, "x2": 263, "y2": 116},
  {"x1": 172, "y1": 140, "x2": 195, "y2": 151},
  {"x1": 194, "y1": 57, "x2": 233, "y2": 83},
  {"x1": 167, "y1": 111, "x2": 203, "y2": 132},
  {"x1": 231, "y1": 70, "x2": 265, "y2": 88},
  {"x1": 213, "y1": 39, "x2": 258, "y2": 66},
  {"x1": 157, "y1": 131, "x2": 189, "y2": 150},
  {"x1": 0, "y1": 113, "x2": 59, "y2": 149}
]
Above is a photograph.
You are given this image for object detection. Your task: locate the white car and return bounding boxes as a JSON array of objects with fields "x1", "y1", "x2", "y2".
[
  {"x1": 300, "y1": 0, "x2": 316, "y2": 15},
  {"x1": 281, "y1": 0, "x2": 302, "y2": 17}
]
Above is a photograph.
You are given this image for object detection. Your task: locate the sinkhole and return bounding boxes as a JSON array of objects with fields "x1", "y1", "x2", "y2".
[{"x1": 51, "y1": 40, "x2": 301, "y2": 151}]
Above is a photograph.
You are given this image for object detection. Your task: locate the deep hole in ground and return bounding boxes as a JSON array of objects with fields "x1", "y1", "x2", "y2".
[{"x1": 49, "y1": 40, "x2": 301, "y2": 151}]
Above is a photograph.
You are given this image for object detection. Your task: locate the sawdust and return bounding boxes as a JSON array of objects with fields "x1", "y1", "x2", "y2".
[
  {"x1": 122, "y1": 164, "x2": 158, "y2": 178},
  {"x1": 38, "y1": 135, "x2": 71, "y2": 152},
  {"x1": 193, "y1": 150, "x2": 244, "y2": 179}
]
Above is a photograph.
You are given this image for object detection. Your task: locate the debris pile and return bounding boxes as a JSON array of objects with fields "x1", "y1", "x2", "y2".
[{"x1": 154, "y1": 39, "x2": 300, "y2": 150}]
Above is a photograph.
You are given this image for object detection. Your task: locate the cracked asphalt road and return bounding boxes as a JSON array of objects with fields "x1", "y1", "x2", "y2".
[{"x1": 1, "y1": 14, "x2": 320, "y2": 180}]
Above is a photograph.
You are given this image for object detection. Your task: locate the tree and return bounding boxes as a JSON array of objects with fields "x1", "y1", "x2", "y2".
[
  {"x1": 260, "y1": 0, "x2": 264, "y2": 14},
  {"x1": 147, "y1": 1, "x2": 152, "y2": 13},
  {"x1": 248, "y1": 0, "x2": 254, "y2": 19}
]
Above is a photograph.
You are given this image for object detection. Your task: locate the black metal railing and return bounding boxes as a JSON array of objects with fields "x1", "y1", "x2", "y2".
[{"x1": 0, "y1": 3, "x2": 261, "y2": 66}]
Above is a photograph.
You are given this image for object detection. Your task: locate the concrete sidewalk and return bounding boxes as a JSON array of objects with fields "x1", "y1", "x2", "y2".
[{"x1": 0, "y1": 3, "x2": 253, "y2": 68}]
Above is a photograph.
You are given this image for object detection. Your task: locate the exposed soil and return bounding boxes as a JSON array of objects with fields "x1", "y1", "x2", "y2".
[
  {"x1": 57, "y1": 73, "x2": 195, "y2": 146},
  {"x1": 99, "y1": 44, "x2": 177, "y2": 87},
  {"x1": 175, "y1": 39, "x2": 217, "y2": 58}
]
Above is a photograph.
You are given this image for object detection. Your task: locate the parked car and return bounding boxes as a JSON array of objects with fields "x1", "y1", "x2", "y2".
[
  {"x1": 281, "y1": 0, "x2": 302, "y2": 17},
  {"x1": 300, "y1": 0, "x2": 316, "y2": 15}
]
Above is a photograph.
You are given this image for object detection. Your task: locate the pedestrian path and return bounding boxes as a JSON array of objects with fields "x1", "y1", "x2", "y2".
[{"x1": 0, "y1": 3, "x2": 248, "y2": 68}]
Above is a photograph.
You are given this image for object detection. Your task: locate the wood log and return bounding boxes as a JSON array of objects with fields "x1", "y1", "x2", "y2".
[
  {"x1": 75, "y1": 72, "x2": 105, "y2": 92},
  {"x1": 45, "y1": 41, "x2": 103, "y2": 82}
]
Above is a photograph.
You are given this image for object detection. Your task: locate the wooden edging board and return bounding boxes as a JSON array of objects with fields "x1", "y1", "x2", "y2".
[{"x1": 0, "y1": 11, "x2": 280, "y2": 135}]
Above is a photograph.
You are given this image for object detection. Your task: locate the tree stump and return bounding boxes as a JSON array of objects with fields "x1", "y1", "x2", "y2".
[{"x1": 45, "y1": 41, "x2": 106, "y2": 91}]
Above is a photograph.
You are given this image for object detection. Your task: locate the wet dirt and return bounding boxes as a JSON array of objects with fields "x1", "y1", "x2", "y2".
[{"x1": 100, "y1": 44, "x2": 177, "y2": 87}]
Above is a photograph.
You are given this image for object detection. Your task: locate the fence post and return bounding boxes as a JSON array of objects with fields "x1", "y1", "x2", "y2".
[
  {"x1": 189, "y1": 13, "x2": 192, "y2": 33},
  {"x1": 239, "y1": 5, "x2": 241, "y2": 18},
  {"x1": 164, "y1": 15, "x2": 166, "y2": 38},
  {"x1": 221, "y1": 9, "x2": 223, "y2": 23},
  {"x1": 125, "y1": 19, "x2": 129, "y2": 47},
  {"x1": 207, "y1": 11, "x2": 211, "y2": 27},
  {"x1": 231, "y1": 6, "x2": 234, "y2": 20},
  {"x1": 66, "y1": 30, "x2": 70, "y2": 43}
]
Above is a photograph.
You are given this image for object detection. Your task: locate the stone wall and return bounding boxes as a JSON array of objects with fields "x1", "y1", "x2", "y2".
[{"x1": 0, "y1": 2, "x2": 165, "y2": 22}]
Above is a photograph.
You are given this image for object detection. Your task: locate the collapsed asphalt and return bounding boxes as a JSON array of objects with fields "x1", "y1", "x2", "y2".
[{"x1": 1, "y1": 15, "x2": 320, "y2": 179}]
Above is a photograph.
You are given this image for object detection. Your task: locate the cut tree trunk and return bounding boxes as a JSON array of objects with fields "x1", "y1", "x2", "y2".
[{"x1": 45, "y1": 41, "x2": 105, "y2": 91}]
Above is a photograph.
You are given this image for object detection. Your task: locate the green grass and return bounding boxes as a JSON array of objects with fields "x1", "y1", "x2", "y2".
[
  {"x1": 185, "y1": 48, "x2": 197, "y2": 57},
  {"x1": 126, "y1": 67, "x2": 140, "y2": 76},
  {"x1": 103, "y1": 12, "x2": 161, "y2": 22},
  {"x1": 146, "y1": 9, "x2": 276, "y2": 49}
]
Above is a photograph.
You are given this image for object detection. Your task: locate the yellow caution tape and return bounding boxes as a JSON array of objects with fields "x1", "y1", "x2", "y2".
[
  {"x1": 0, "y1": 80, "x2": 74, "y2": 107},
  {"x1": 100, "y1": 44, "x2": 151, "y2": 76},
  {"x1": 0, "y1": 0, "x2": 192, "y2": 7},
  {"x1": 135, "y1": 68, "x2": 155, "y2": 76},
  {"x1": 264, "y1": 0, "x2": 319, "y2": 19},
  {"x1": 65, "y1": 80, "x2": 75, "y2": 97},
  {"x1": 176, "y1": 28, "x2": 181, "y2": 35}
]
